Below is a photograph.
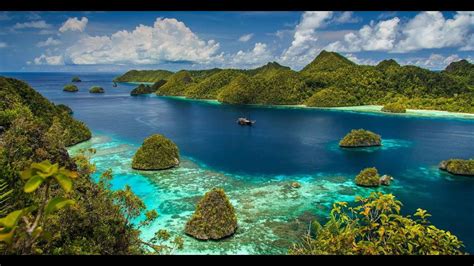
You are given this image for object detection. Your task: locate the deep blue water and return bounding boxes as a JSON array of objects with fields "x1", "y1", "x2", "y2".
[{"x1": 3, "y1": 72, "x2": 474, "y2": 253}]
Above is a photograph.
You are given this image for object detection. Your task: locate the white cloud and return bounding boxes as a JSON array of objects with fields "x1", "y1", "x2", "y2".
[
  {"x1": 37, "y1": 37, "x2": 61, "y2": 47},
  {"x1": 344, "y1": 53, "x2": 378, "y2": 65},
  {"x1": 395, "y1": 11, "x2": 474, "y2": 52},
  {"x1": 400, "y1": 53, "x2": 472, "y2": 69},
  {"x1": 33, "y1": 54, "x2": 64, "y2": 65},
  {"x1": 38, "y1": 29, "x2": 56, "y2": 35},
  {"x1": 13, "y1": 20, "x2": 52, "y2": 30},
  {"x1": 325, "y1": 17, "x2": 400, "y2": 52},
  {"x1": 279, "y1": 11, "x2": 333, "y2": 68},
  {"x1": 27, "y1": 12, "x2": 42, "y2": 20},
  {"x1": 227, "y1": 42, "x2": 275, "y2": 68},
  {"x1": 325, "y1": 12, "x2": 474, "y2": 54},
  {"x1": 65, "y1": 17, "x2": 220, "y2": 65},
  {"x1": 59, "y1": 17, "x2": 88, "y2": 33},
  {"x1": 238, "y1": 33, "x2": 254, "y2": 42},
  {"x1": 0, "y1": 42, "x2": 7, "y2": 48},
  {"x1": 460, "y1": 35, "x2": 474, "y2": 51},
  {"x1": 377, "y1": 12, "x2": 398, "y2": 20},
  {"x1": 0, "y1": 12, "x2": 11, "y2": 21},
  {"x1": 334, "y1": 12, "x2": 361, "y2": 24}
]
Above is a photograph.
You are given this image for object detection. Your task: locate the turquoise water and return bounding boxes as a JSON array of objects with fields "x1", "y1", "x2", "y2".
[{"x1": 3, "y1": 72, "x2": 474, "y2": 254}]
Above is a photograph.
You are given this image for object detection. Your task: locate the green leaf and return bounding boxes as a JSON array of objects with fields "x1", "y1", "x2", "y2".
[
  {"x1": 59, "y1": 167, "x2": 78, "y2": 179},
  {"x1": 44, "y1": 197, "x2": 75, "y2": 216},
  {"x1": 19, "y1": 168, "x2": 35, "y2": 180},
  {"x1": 54, "y1": 174, "x2": 73, "y2": 193},
  {"x1": 0, "y1": 209, "x2": 23, "y2": 229},
  {"x1": 31, "y1": 160, "x2": 52, "y2": 173},
  {"x1": 23, "y1": 175, "x2": 44, "y2": 193},
  {"x1": 37, "y1": 162, "x2": 59, "y2": 179},
  {"x1": 32, "y1": 226, "x2": 43, "y2": 239},
  {"x1": 0, "y1": 229, "x2": 15, "y2": 244}
]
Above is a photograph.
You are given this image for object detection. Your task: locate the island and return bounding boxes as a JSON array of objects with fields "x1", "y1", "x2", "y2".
[
  {"x1": 339, "y1": 129, "x2": 382, "y2": 148},
  {"x1": 439, "y1": 159, "x2": 474, "y2": 176},
  {"x1": 114, "y1": 51, "x2": 474, "y2": 114},
  {"x1": 131, "y1": 134, "x2": 180, "y2": 170},
  {"x1": 185, "y1": 188, "x2": 238, "y2": 240},
  {"x1": 89, "y1": 86, "x2": 105, "y2": 93},
  {"x1": 63, "y1": 84, "x2": 79, "y2": 92},
  {"x1": 71, "y1": 76, "x2": 81, "y2": 82},
  {"x1": 381, "y1": 102, "x2": 407, "y2": 113},
  {"x1": 130, "y1": 84, "x2": 154, "y2": 96},
  {"x1": 355, "y1": 167, "x2": 393, "y2": 187}
]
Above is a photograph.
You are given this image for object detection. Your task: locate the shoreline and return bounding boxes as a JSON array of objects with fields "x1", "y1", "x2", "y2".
[
  {"x1": 159, "y1": 97, "x2": 474, "y2": 120},
  {"x1": 116, "y1": 81, "x2": 474, "y2": 120}
]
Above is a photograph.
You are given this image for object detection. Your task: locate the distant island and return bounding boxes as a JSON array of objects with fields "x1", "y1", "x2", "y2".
[
  {"x1": 115, "y1": 51, "x2": 474, "y2": 114},
  {"x1": 89, "y1": 86, "x2": 105, "y2": 93}
]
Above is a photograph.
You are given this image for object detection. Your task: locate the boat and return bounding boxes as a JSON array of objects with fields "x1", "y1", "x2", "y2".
[
  {"x1": 113, "y1": 82, "x2": 118, "y2": 87},
  {"x1": 237, "y1": 117, "x2": 256, "y2": 126}
]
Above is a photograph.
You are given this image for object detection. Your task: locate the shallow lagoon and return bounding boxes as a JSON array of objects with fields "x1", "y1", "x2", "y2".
[{"x1": 3, "y1": 72, "x2": 474, "y2": 254}]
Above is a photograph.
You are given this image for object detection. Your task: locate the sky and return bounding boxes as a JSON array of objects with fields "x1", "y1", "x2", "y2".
[{"x1": 0, "y1": 11, "x2": 473, "y2": 72}]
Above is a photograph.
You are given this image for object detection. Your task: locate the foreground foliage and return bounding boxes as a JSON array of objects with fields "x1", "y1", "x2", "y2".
[
  {"x1": 0, "y1": 78, "x2": 181, "y2": 254},
  {"x1": 289, "y1": 192, "x2": 465, "y2": 255},
  {"x1": 0, "y1": 77, "x2": 91, "y2": 147}
]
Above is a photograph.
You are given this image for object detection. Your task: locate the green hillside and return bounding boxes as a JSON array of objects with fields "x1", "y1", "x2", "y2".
[
  {"x1": 114, "y1": 69, "x2": 173, "y2": 83},
  {"x1": 184, "y1": 69, "x2": 242, "y2": 99},
  {"x1": 443, "y1": 59, "x2": 474, "y2": 87},
  {"x1": 156, "y1": 70, "x2": 194, "y2": 96},
  {"x1": 120, "y1": 51, "x2": 474, "y2": 113},
  {"x1": 0, "y1": 77, "x2": 91, "y2": 146}
]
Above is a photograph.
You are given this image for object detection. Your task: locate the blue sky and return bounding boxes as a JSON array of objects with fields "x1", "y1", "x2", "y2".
[{"x1": 0, "y1": 11, "x2": 473, "y2": 72}]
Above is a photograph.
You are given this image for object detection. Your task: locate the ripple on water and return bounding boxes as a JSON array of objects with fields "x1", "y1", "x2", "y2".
[{"x1": 68, "y1": 134, "x2": 398, "y2": 254}]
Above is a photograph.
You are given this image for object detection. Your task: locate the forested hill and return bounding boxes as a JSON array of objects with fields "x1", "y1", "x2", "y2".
[{"x1": 115, "y1": 51, "x2": 474, "y2": 113}]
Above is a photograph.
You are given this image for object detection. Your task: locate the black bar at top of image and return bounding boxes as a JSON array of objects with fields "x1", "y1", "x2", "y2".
[{"x1": 0, "y1": 0, "x2": 473, "y2": 11}]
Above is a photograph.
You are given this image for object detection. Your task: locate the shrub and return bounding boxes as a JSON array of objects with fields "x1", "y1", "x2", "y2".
[
  {"x1": 289, "y1": 192, "x2": 465, "y2": 255},
  {"x1": 382, "y1": 102, "x2": 406, "y2": 113}
]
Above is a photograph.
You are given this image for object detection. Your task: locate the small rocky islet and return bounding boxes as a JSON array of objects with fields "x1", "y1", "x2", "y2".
[
  {"x1": 131, "y1": 134, "x2": 180, "y2": 170},
  {"x1": 439, "y1": 159, "x2": 474, "y2": 176},
  {"x1": 339, "y1": 129, "x2": 382, "y2": 148},
  {"x1": 184, "y1": 188, "x2": 238, "y2": 240},
  {"x1": 89, "y1": 86, "x2": 105, "y2": 93},
  {"x1": 355, "y1": 167, "x2": 394, "y2": 187},
  {"x1": 63, "y1": 84, "x2": 79, "y2": 92}
]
